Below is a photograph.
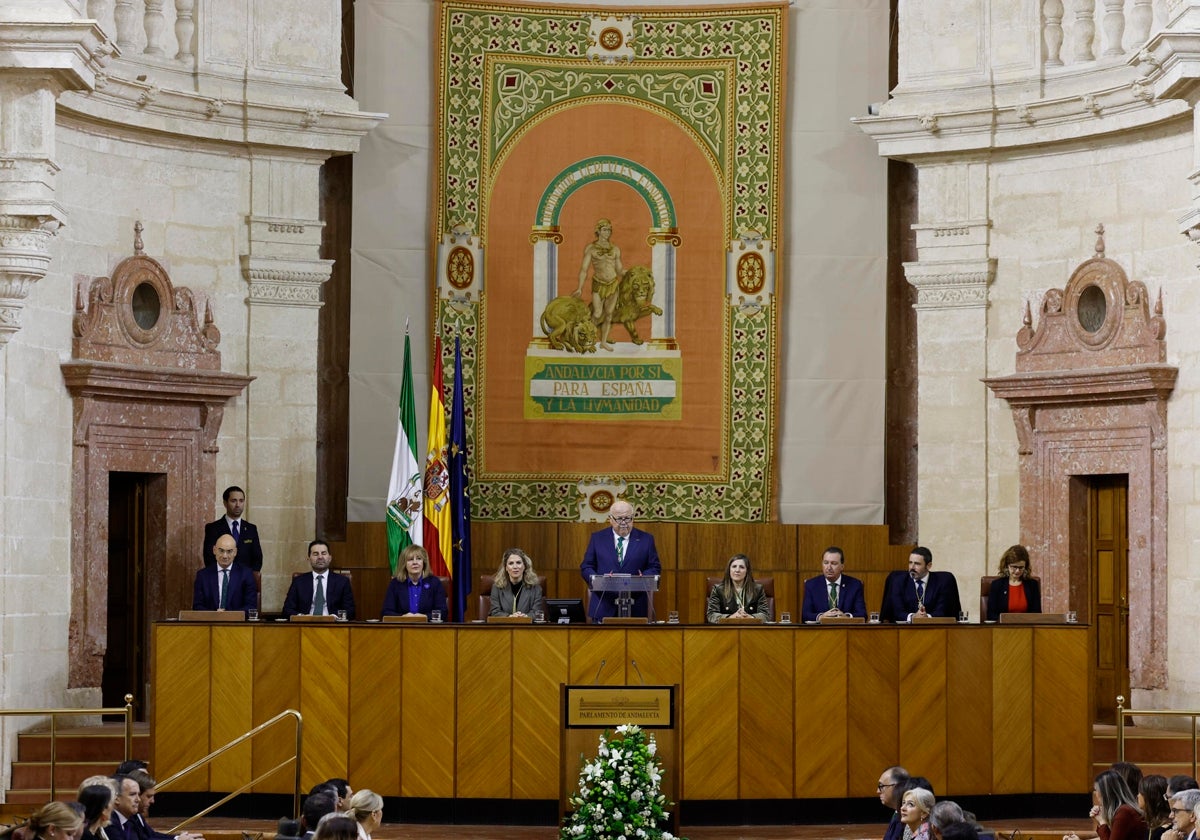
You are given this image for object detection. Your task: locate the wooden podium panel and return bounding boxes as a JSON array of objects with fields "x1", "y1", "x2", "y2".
[{"x1": 152, "y1": 622, "x2": 1092, "y2": 801}]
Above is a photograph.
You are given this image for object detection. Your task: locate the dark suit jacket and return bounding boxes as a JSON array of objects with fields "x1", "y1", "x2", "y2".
[
  {"x1": 130, "y1": 815, "x2": 173, "y2": 840},
  {"x1": 282, "y1": 571, "x2": 356, "y2": 619},
  {"x1": 986, "y1": 576, "x2": 1042, "y2": 622},
  {"x1": 883, "y1": 813, "x2": 904, "y2": 840},
  {"x1": 801, "y1": 574, "x2": 867, "y2": 622},
  {"x1": 882, "y1": 569, "x2": 961, "y2": 621},
  {"x1": 489, "y1": 582, "x2": 546, "y2": 617},
  {"x1": 192, "y1": 563, "x2": 258, "y2": 613},
  {"x1": 706, "y1": 582, "x2": 770, "y2": 623},
  {"x1": 203, "y1": 517, "x2": 263, "y2": 571},
  {"x1": 580, "y1": 526, "x2": 661, "y2": 621},
  {"x1": 381, "y1": 575, "x2": 448, "y2": 618},
  {"x1": 109, "y1": 815, "x2": 137, "y2": 840}
]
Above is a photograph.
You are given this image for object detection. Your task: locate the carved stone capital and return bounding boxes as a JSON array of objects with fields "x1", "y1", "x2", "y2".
[
  {"x1": 903, "y1": 258, "x2": 996, "y2": 311},
  {"x1": 240, "y1": 256, "x2": 332, "y2": 308},
  {"x1": 0, "y1": 214, "x2": 60, "y2": 345}
]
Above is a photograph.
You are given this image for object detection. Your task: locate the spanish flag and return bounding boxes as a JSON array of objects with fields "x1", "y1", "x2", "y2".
[{"x1": 423, "y1": 335, "x2": 451, "y2": 578}]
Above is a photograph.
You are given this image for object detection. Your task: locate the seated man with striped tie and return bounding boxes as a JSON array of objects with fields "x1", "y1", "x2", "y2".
[
  {"x1": 281, "y1": 539, "x2": 356, "y2": 619},
  {"x1": 580, "y1": 500, "x2": 661, "y2": 622},
  {"x1": 192, "y1": 534, "x2": 257, "y2": 614},
  {"x1": 801, "y1": 545, "x2": 867, "y2": 622}
]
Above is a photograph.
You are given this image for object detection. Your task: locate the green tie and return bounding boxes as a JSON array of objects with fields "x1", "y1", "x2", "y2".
[
  {"x1": 616, "y1": 536, "x2": 625, "y2": 567},
  {"x1": 313, "y1": 575, "x2": 326, "y2": 615},
  {"x1": 828, "y1": 581, "x2": 838, "y2": 611}
]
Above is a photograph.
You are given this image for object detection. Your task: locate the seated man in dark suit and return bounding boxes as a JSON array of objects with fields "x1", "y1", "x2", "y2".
[
  {"x1": 801, "y1": 545, "x2": 867, "y2": 622},
  {"x1": 192, "y1": 535, "x2": 257, "y2": 614},
  {"x1": 879, "y1": 765, "x2": 911, "y2": 840},
  {"x1": 202, "y1": 485, "x2": 263, "y2": 571},
  {"x1": 882, "y1": 546, "x2": 961, "y2": 622},
  {"x1": 580, "y1": 500, "x2": 661, "y2": 621},
  {"x1": 126, "y1": 769, "x2": 202, "y2": 840},
  {"x1": 282, "y1": 539, "x2": 356, "y2": 619}
]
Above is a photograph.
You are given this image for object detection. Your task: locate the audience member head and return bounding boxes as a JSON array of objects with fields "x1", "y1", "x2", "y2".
[
  {"x1": 1168, "y1": 776, "x2": 1200, "y2": 798},
  {"x1": 276, "y1": 819, "x2": 301, "y2": 840},
  {"x1": 900, "y1": 788, "x2": 935, "y2": 830},
  {"x1": 111, "y1": 775, "x2": 141, "y2": 819},
  {"x1": 821, "y1": 547, "x2": 845, "y2": 581},
  {"x1": 1112, "y1": 762, "x2": 1143, "y2": 798},
  {"x1": 127, "y1": 770, "x2": 157, "y2": 817},
  {"x1": 77, "y1": 777, "x2": 118, "y2": 800},
  {"x1": 494, "y1": 549, "x2": 537, "y2": 589},
  {"x1": 397, "y1": 544, "x2": 430, "y2": 582},
  {"x1": 1139, "y1": 774, "x2": 1170, "y2": 827},
  {"x1": 323, "y1": 779, "x2": 352, "y2": 811},
  {"x1": 301, "y1": 791, "x2": 337, "y2": 833},
  {"x1": 114, "y1": 760, "x2": 148, "y2": 777},
  {"x1": 1095, "y1": 768, "x2": 1139, "y2": 826},
  {"x1": 878, "y1": 766, "x2": 910, "y2": 810},
  {"x1": 720, "y1": 553, "x2": 757, "y2": 596},
  {"x1": 346, "y1": 790, "x2": 383, "y2": 836},
  {"x1": 27, "y1": 802, "x2": 83, "y2": 840},
  {"x1": 1169, "y1": 789, "x2": 1200, "y2": 837},
  {"x1": 79, "y1": 784, "x2": 115, "y2": 831},
  {"x1": 903, "y1": 776, "x2": 937, "y2": 798},
  {"x1": 312, "y1": 815, "x2": 356, "y2": 840},
  {"x1": 223, "y1": 486, "x2": 246, "y2": 518},
  {"x1": 998, "y1": 544, "x2": 1031, "y2": 579},
  {"x1": 940, "y1": 823, "x2": 980, "y2": 840},
  {"x1": 929, "y1": 801, "x2": 966, "y2": 837}
]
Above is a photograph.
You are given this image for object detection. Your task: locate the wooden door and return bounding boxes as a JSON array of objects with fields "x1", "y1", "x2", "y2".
[{"x1": 1089, "y1": 475, "x2": 1129, "y2": 724}]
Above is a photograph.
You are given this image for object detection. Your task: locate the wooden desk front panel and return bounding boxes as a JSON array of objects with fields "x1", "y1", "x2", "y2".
[{"x1": 152, "y1": 624, "x2": 1090, "y2": 800}]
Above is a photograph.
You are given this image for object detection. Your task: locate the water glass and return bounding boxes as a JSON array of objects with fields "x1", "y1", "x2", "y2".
[
  {"x1": 247, "y1": 608, "x2": 259, "y2": 622},
  {"x1": 1066, "y1": 610, "x2": 1078, "y2": 623},
  {"x1": 534, "y1": 611, "x2": 545, "y2": 623},
  {"x1": 958, "y1": 610, "x2": 969, "y2": 623},
  {"x1": 431, "y1": 610, "x2": 443, "y2": 623},
  {"x1": 667, "y1": 611, "x2": 680, "y2": 624},
  {"x1": 868, "y1": 611, "x2": 880, "y2": 624},
  {"x1": 779, "y1": 612, "x2": 792, "y2": 624},
  {"x1": 337, "y1": 609, "x2": 347, "y2": 622}
]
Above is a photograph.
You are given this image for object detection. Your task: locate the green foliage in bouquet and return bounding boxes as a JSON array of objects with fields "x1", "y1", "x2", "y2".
[{"x1": 560, "y1": 724, "x2": 683, "y2": 840}]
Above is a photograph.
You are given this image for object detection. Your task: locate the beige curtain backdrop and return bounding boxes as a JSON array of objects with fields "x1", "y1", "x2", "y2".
[{"x1": 348, "y1": 0, "x2": 889, "y2": 524}]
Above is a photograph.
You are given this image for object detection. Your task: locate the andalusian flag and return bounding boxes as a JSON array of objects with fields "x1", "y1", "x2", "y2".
[
  {"x1": 385, "y1": 329, "x2": 423, "y2": 575},
  {"x1": 423, "y1": 335, "x2": 451, "y2": 577},
  {"x1": 449, "y1": 336, "x2": 473, "y2": 621}
]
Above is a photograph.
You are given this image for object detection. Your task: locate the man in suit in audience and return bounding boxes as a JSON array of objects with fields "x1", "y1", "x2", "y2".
[
  {"x1": 202, "y1": 485, "x2": 263, "y2": 571},
  {"x1": 879, "y1": 765, "x2": 910, "y2": 840},
  {"x1": 580, "y1": 500, "x2": 661, "y2": 622},
  {"x1": 801, "y1": 545, "x2": 867, "y2": 622},
  {"x1": 108, "y1": 775, "x2": 141, "y2": 840},
  {"x1": 1159, "y1": 788, "x2": 1200, "y2": 840},
  {"x1": 882, "y1": 546, "x2": 961, "y2": 622},
  {"x1": 192, "y1": 534, "x2": 258, "y2": 614},
  {"x1": 127, "y1": 769, "x2": 202, "y2": 840},
  {"x1": 282, "y1": 539, "x2": 356, "y2": 619},
  {"x1": 299, "y1": 791, "x2": 337, "y2": 840}
]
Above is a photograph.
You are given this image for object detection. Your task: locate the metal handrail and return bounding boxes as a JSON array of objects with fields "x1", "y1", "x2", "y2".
[
  {"x1": 1116, "y1": 695, "x2": 1200, "y2": 777},
  {"x1": 0, "y1": 693, "x2": 135, "y2": 801},
  {"x1": 157, "y1": 709, "x2": 303, "y2": 832}
]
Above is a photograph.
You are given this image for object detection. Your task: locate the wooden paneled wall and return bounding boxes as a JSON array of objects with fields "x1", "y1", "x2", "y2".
[
  {"x1": 152, "y1": 623, "x2": 1091, "y2": 801},
  {"x1": 326, "y1": 522, "x2": 915, "y2": 623}
]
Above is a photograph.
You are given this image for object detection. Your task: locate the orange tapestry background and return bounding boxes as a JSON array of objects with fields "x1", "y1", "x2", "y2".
[{"x1": 481, "y1": 101, "x2": 727, "y2": 479}]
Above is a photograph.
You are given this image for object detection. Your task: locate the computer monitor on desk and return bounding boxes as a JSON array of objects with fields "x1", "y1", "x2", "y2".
[{"x1": 545, "y1": 598, "x2": 586, "y2": 624}]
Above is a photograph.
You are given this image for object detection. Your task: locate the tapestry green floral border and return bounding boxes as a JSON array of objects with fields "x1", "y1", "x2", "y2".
[{"x1": 433, "y1": 0, "x2": 786, "y2": 522}]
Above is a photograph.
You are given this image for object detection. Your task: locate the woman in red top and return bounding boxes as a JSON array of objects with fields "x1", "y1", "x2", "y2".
[
  {"x1": 1066, "y1": 769, "x2": 1149, "y2": 840},
  {"x1": 986, "y1": 544, "x2": 1042, "y2": 622}
]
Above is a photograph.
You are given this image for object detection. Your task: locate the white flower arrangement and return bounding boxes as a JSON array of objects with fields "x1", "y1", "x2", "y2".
[{"x1": 560, "y1": 725, "x2": 681, "y2": 840}]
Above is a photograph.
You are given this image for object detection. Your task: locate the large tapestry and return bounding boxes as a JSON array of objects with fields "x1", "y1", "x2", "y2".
[{"x1": 433, "y1": 0, "x2": 786, "y2": 521}]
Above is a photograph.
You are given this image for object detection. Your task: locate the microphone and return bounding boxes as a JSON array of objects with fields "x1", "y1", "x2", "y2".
[
  {"x1": 631, "y1": 659, "x2": 645, "y2": 685},
  {"x1": 592, "y1": 658, "x2": 607, "y2": 685}
]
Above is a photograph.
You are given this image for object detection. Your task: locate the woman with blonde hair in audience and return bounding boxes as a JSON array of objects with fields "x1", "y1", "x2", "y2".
[
  {"x1": 900, "y1": 787, "x2": 935, "y2": 840},
  {"x1": 26, "y1": 802, "x2": 83, "y2": 840},
  {"x1": 345, "y1": 790, "x2": 383, "y2": 840},
  {"x1": 489, "y1": 548, "x2": 546, "y2": 618},
  {"x1": 706, "y1": 554, "x2": 770, "y2": 623},
  {"x1": 78, "y1": 784, "x2": 114, "y2": 840}
]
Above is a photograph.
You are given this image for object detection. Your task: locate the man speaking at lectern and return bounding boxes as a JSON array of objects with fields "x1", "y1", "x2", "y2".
[{"x1": 581, "y1": 500, "x2": 661, "y2": 622}]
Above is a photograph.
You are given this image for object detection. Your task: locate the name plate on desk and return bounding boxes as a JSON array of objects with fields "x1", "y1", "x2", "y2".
[
  {"x1": 487, "y1": 615, "x2": 533, "y2": 624},
  {"x1": 719, "y1": 616, "x2": 764, "y2": 625},
  {"x1": 910, "y1": 616, "x2": 957, "y2": 624},
  {"x1": 999, "y1": 612, "x2": 1071, "y2": 624},
  {"x1": 818, "y1": 615, "x2": 866, "y2": 624},
  {"x1": 601, "y1": 617, "x2": 650, "y2": 625},
  {"x1": 290, "y1": 614, "x2": 338, "y2": 622},
  {"x1": 382, "y1": 615, "x2": 429, "y2": 623},
  {"x1": 564, "y1": 685, "x2": 675, "y2": 728},
  {"x1": 178, "y1": 610, "x2": 244, "y2": 622}
]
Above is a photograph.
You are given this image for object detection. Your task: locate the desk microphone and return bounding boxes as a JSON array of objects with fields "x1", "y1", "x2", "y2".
[
  {"x1": 592, "y1": 658, "x2": 607, "y2": 684},
  {"x1": 631, "y1": 659, "x2": 645, "y2": 685}
]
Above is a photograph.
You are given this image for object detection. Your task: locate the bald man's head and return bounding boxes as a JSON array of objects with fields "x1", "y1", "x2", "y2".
[{"x1": 214, "y1": 534, "x2": 237, "y2": 568}]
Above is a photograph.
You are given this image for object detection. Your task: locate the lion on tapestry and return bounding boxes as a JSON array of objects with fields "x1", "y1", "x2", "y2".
[{"x1": 539, "y1": 265, "x2": 662, "y2": 353}]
